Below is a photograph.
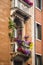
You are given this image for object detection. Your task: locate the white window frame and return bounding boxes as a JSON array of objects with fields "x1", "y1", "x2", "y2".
[
  {"x1": 15, "y1": 0, "x2": 18, "y2": 7},
  {"x1": 35, "y1": 0, "x2": 42, "y2": 11},
  {"x1": 10, "y1": 42, "x2": 18, "y2": 53},
  {"x1": 35, "y1": 53, "x2": 42, "y2": 56},
  {"x1": 10, "y1": 28, "x2": 18, "y2": 53},
  {"x1": 36, "y1": 22, "x2": 42, "y2": 41},
  {"x1": 14, "y1": 28, "x2": 18, "y2": 52}
]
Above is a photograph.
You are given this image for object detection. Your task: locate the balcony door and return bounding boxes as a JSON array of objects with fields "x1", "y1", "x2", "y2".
[{"x1": 14, "y1": 16, "x2": 22, "y2": 40}]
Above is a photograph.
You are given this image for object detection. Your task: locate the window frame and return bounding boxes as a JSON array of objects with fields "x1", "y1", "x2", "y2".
[
  {"x1": 35, "y1": 0, "x2": 42, "y2": 11},
  {"x1": 10, "y1": 42, "x2": 18, "y2": 53},
  {"x1": 36, "y1": 22, "x2": 42, "y2": 41},
  {"x1": 35, "y1": 54, "x2": 42, "y2": 65}
]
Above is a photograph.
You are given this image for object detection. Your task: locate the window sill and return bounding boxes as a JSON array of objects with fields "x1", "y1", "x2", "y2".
[
  {"x1": 35, "y1": 53, "x2": 42, "y2": 56},
  {"x1": 35, "y1": 7, "x2": 42, "y2": 11},
  {"x1": 36, "y1": 38, "x2": 41, "y2": 42}
]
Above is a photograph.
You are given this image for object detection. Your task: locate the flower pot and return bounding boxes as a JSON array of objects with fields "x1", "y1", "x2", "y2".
[{"x1": 23, "y1": 49, "x2": 31, "y2": 55}]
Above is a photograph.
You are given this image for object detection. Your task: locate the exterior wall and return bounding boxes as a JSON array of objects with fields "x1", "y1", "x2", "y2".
[
  {"x1": 25, "y1": 19, "x2": 32, "y2": 41},
  {"x1": 35, "y1": 8, "x2": 42, "y2": 24},
  {"x1": 10, "y1": 0, "x2": 43, "y2": 65},
  {"x1": 41, "y1": 0, "x2": 43, "y2": 64},
  {"x1": 35, "y1": 8, "x2": 42, "y2": 55},
  {"x1": 41, "y1": 11, "x2": 43, "y2": 65},
  {"x1": 10, "y1": 0, "x2": 34, "y2": 65},
  {"x1": 36, "y1": 40, "x2": 42, "y2": 54},
  {"x1": 34, "y1": 0, "x2": 43, "y2": 65},
  {"x1": 25, "y1": 0, "x2": 35, "y2": 64},
  {"x1": 1, "y1": 0, "x2": 43, "y2": 65},
  {"x1": 25, "y1": 19, "x2": 32, "y2": 65},
  {"x1": 0, "y1": 0, "x2": 11, "y2": 65}
]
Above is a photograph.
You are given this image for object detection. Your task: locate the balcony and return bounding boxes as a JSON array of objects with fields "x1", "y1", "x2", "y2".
[
  {"x1": 11, "y1": 7, "x2": 31, "y2": 23},
  {"x1": 11, "y1": 52, "x2": 31, "y2": 62},
  {"x1": 11, "y1": 0, "x2": 33, "y2": 14},
  {"x1": 19, "y1": 0, "x2": 33, "y2": 8},
  {"x1": 11, "y1": 0, "x2": 33, "y2": 9},
  {"x1": 10, "y1": 38, "x2": 32, "y2": 63}
]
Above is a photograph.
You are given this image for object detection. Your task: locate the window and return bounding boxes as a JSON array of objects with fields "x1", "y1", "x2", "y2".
[
  {"x1": 10, "y1": 44, "x2": 15, "y2": 52},
  {"x1": 14, "y1": 16, "x2": 22, "y2": 40},
  {"x1": 10, "y1": 28, "x2": 18, "y2": 52},
  {"x1": 36, "y1": 23, "x2": 41, "y2": 40},
  {"x1": 35, "y1": 55, "x2": 42, "y2": 65},
  {"x1": 35, "y1": 0, "x2": 42, "y2": 9},
  {"x1": 11, "y1": 43, "x2": 18, "y2": 53},
  {"x1": 11, "y1": 0, "x2": 20, "y2": 8}
]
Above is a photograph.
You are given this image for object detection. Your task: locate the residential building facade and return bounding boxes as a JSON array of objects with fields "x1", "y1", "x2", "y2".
[
  {"x1": 35, "y1": 0, "x2": 43, "y2": 65},
  {"x1": 0, "y1": 0, "x2": 43, "y2": 65},
  {"x1": 0, "y1": 0, "x2": 11, "y2": 65},
  {"x1": 10, "y1": 0, "x2": 34, "y2": 65}
]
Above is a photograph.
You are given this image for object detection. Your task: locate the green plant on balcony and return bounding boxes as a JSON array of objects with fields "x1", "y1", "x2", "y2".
[
  {"x1": 14, "y1": 36, "x2": 33, "y2": 56},
  {"x1": 8, "y1": 18, "x2": 16, "y2": 41},
  {"x1": 8, "y1": 32, "x2": 14, "y2": 41},
  {"x1": 8, "y1": 18, "x2": 16, "y2": 30},
  {"x1": 14, "y1": 36, "x2": 33, "y2": 62}
]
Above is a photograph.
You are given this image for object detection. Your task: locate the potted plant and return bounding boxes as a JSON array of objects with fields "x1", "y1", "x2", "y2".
[
  {"x1": 8, "y1": 18, "x2": 16, "y2": 41},
  {"x1": 8, "y1": 18, "x2": 16, "y2": 30}
]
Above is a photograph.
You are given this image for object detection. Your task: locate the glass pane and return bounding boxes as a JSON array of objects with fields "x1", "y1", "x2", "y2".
[
  {"x1": 36, "y1": 0, "x2": 41, "y2": 9},
  {"x1": 14, "y1": 29, "x2": 17, "y2": 38},
  {"x1": 35, "y1": 55, "x2": 42, "y2": 65},
  {"x1": 37, "y1": 24, "x2": 41, "y2": 40}
]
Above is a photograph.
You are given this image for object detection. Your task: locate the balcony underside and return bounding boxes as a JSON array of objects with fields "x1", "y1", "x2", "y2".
[
  {"x1": 11, "y1": 7, "x2": 31, "y2": 23},
  {"x1": 11, "y1": 52, "x2": 31, "y2": 62}
]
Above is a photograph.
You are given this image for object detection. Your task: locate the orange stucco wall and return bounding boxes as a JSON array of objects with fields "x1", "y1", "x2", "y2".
[
  {"x1": 25, "y1": 19, "x2": 32, "y2": 41},
  {"x1": 25, "y1": 19, "x2": 32, "y2": 65},
  {"x1": 0, "y1": 0, "x2": 11, "y2": 65},
  {"x1": 0, "y1": 0, "x2": 43, "y2": 65}
]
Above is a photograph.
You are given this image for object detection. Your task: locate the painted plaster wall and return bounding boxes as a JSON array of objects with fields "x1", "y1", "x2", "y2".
[{"x1": 0, "y1": 0, "x2": 11, "y2": 65}]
